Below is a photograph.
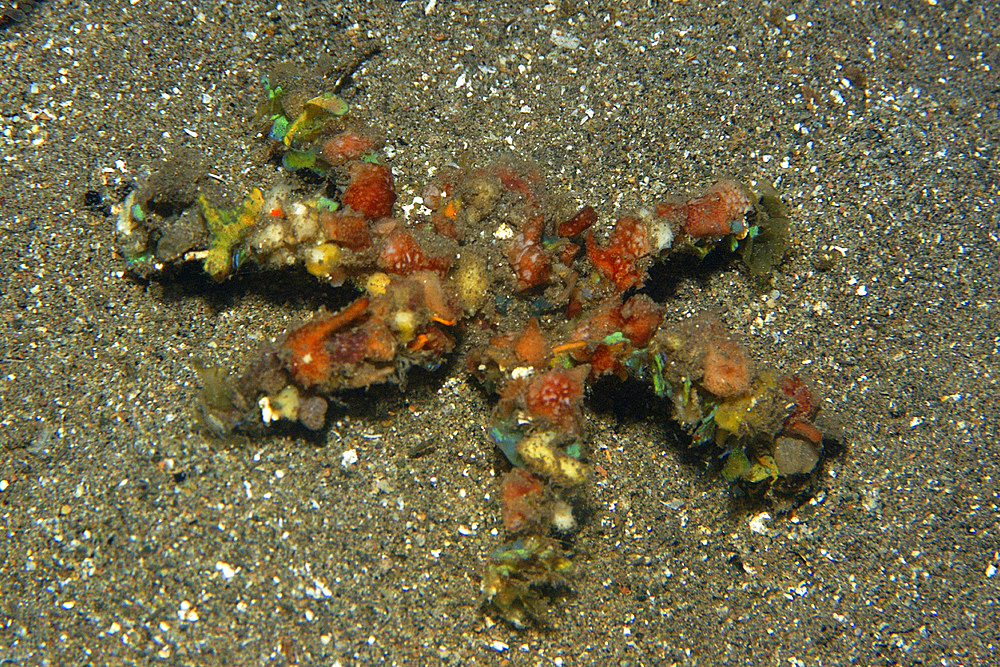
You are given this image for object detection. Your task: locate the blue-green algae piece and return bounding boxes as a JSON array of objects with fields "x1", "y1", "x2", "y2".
[
  {"x1": 530, "y1": 296, "x2": 555, "y2": 313},
  {"x1": 493, "y1": 538, "x2": 535, "y2": 561},
  {"x1": 541, "y1": 234, "x2": 560, "y2": 249},
  {"x1": 565, "y1": 442, "x2": 582, "y2": 459},
  {"x1": 494, "y1": 294, "x2": 512, "y2": 315},
  {"x1": 306, "y1": 92, "x2": 348, "y2": 116},
  {"x1": 681, "y1": 375, "x2": 692, "y2": 404},
  {"x1": 602, "y1": 331, "x2": 625, "y2": 345},
  {"x1": 489, "y1": 421, "x2": 525, "y2": 467},
  {"x1": 490, "y1": 536, "x2": 571, "y2": 572},
  {"x1": 690, "y1": 244, "x2": 711, "y2": 259},
  {"x1": 315, "y1": 196, "x2": 339, "y2": 212},
  {"x1": 261, "y1": 75, "x2": 281, "y2": 99},
  {"x1": 651, "y1": 352, "x2": 669, "y2": 397},
  {"x1": 554, "y1": 355, "x2": 574, "y2": 369},
  {"x1": 624, "y1": 350, "x2": 646, "y2": 375},
  {"x1": 256, "y1": 76, "x2": 286, "y2": 124},
  {"x1": 269, "y1": 115, "x2": 290, "y2": 142},
  {"x1": 692, "y1": 405, "x2": 717, "y2": 444},
  {"x1": 130, "y1": 203, "x2": 146, "y2": 221}
]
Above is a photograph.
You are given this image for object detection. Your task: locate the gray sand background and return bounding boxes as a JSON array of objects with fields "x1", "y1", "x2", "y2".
[{"x1": 1, "y1": 1, "x2": 997, "y2": 664}]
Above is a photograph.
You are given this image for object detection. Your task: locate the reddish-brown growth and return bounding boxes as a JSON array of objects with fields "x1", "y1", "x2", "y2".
[
  {"x1": 508, "y1": 234, "x2": 551, "y2": 290},
  {"x1": 782, "y1": 419, "x2": 822, "y2": 446},
  {"x1": 587, "y1": 344, "x2": 622, "y2": 377},
  {"x1": 320, "y1": 210, "x2": 372, "y2": 249},
  {"x1": 355, "y1": 320, "x2": 397, "y2": 362},
  {"x1": 341, "y1": 162, "x2": 396, "y2": 220},
  {"x1": 780, "y1": 375, "x2": 817, "y2": 420},
  {"x1": 513, "y1": 318, "x2": 549, "y2": 367},
  {"x1": 558, "y1": 205, "x2": 597, "y2": 237},
  {"x1": 620, "y1": 294, "x2": 663, "y2": 348},
  {"x1": 410, "y1": 271, "x2": 458, "y2": 323},
  {"x1": 321, "y1": 131, "x2": 377, "y2": 166},
  {"x1": 657, "y1": 181, "x2": 752, "y2": 238},
  {"x1": 492, "y1": 164, "x2": 541, "y2": 200},
  {"x1": 779, "y1": 375, "x2": 821, "y2": 440},
  {"x1": 524, "y1": 366, "x2": 588, "y2": 432},
  {"x1": 567, "y1": 300, "x2": 625, "y2": 354},
  {"x1": 407, "y1": 324, "x2": 455, "y2": 355},
  {"x1": 561, "y1": 299, "x2": 634, "y2": 376},
  {"x1": 282, "y1": 297, "x2": 370, "y2": 387},
  {"x1": 684, "y1": 181, "x2": 751, "y2": 237},
  {"x1": 701, "y1": 340, "x2": 750, "y2": 397},
  {"x1": 431, "y1": 210, "x2": 460, "y2": 239},
  {"x1": 559, "y1": 242, "x2": 581, "y2": 266},
  {"x1": 379, "y1": 229, "x2": 451, "y2": 276},
  {"x1": 421, "y1": 181, "x2": 450, "y2": 210},
  {"x1": 507, "y1": 215, "x2": 552, "y2": 290},
  {"x1": 585, "y1": 216, "x2": 651, "y2": 291},
  {"x1": 493, "y1": 163, "x2": 546, "y2": 227},
  {"x1": 500, "y1": 469, "x2": 547, "y2": 532}
]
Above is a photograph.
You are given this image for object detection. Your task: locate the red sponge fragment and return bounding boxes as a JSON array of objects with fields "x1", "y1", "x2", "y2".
[
  {"x1": 558, "y1": 204, "x2": 597, "y2": 238},
  {"x1": 500, "y1": 469, "x2": 547, "y2": 532},
  {"x1": 507, "y1": 215, "x2": 552, "y2": 291},
  {"x1": 342, "y1": 162, "x2": 397, "y2": 220},
  {"x1": 656, "y1": 181, "x2": 752, "y2": 238},
  {"x1": 320, "y1": 210, "x2": 372, "y2": 250},
  {"x1": 585, "y1": 215, "x2": 651, "y2": 291},
  {"x1": 282, "y1": 297, "x2": 370, "y2": 387},
  {"x1": 321, "y1": 130, "x2": 377, "y2": 166},
  {"x1": 524, "y1": 366, "x2": 589, "y2": 433},
  {"x1": 378, "y1": 229, "x2": 451, "y2": 276},
  {"x1": 701, "y1": 340, "x2": 750, "y2": 397}
]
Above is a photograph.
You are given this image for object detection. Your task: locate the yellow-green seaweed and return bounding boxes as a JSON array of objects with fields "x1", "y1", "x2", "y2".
[
  {"x1": 200, "y1": 188, "x2": 264, "y2": 281},
  {"x1": 283, "y1": 93, "x2": 349, "y2": 146}
]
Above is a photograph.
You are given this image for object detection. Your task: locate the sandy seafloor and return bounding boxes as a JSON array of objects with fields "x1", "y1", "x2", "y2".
[{"x1": 1, "y1": 1, "x2": 998, "y2": 664}]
